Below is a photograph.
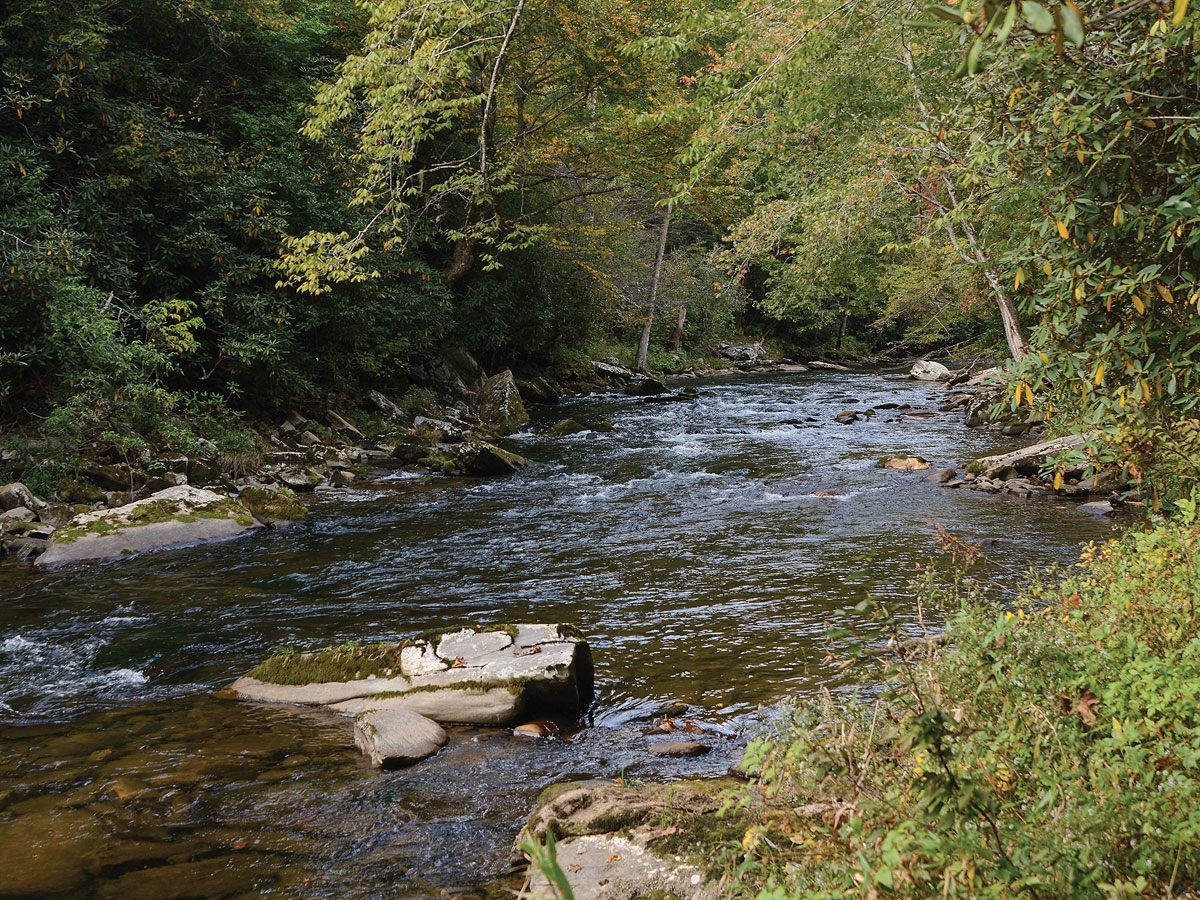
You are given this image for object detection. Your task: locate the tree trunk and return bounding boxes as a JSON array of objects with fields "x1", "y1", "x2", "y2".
[
  {"x1": 836, "y1": 311, "x2": 848, "y2": 351},
  {"x1": 671, "y1": 303, "x2": 686, "y2": 351},
  {"x1": 636, "y1": 203, "x2": 672, "y2": 374},
  {"x1": 899, "y1": 30, "x2": 1026, "y2": 362}
]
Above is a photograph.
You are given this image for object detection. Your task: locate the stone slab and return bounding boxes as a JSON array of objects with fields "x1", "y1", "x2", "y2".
[{"x1": 228, "y1": 675, "x2": 412, "y2": 706}]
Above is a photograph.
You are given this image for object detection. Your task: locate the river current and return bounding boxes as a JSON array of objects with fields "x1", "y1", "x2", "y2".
[{"x1": 0, "y1": 369, "x2": 1116, "y2": 898}]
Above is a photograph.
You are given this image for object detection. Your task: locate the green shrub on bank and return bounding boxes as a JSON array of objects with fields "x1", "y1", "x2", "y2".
[{"x1": 733, "y1": 510, "x2": 1200, "y2": 899}]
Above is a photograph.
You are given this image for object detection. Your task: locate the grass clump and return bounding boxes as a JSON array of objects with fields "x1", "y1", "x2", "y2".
[
  {"x1": 248, "y1": 642, "x2": 407, "y2": 685},
  {"x1": 725, "y1": 506, "x2": 1200, "y2": 900}
]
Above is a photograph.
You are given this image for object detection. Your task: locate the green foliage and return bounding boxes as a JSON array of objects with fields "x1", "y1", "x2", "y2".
[
  {"x1": 937, "y1": 0, "x2": 1200, "y2": 495},
  {"x1": 735, "y1": 518, "x2": 1200, "y2": 899}
]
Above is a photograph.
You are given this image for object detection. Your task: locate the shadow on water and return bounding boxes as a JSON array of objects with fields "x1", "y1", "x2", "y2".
[{"x1": 0, "y1": 369, "x2": 1119, "y2": 897}]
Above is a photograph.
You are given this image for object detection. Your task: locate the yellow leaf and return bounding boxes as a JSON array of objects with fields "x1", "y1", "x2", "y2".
[
  {"x1": 1173, "y1": 0, "x2": 1188, "y2": 25},
  {"x1": 1094, "y1": 362, "x2": 1105, "y2": 385},
  {"x1": 1042, "y1": 261, "x2": 1054, "y2": 276},
  {"x1": 1056, "y1": 220, "x2": 1070, "y2": 240},
  {"x1": 1076, "y1": 150, "x2": 1085, "y2": 164},
  {"x1": 1053, "y1": 471, "x2": 1064, "y2": 490},
  {"x1": 1014, "y1": 267, "x2": 1025, "y2": 290},
  {"x1": 1038, "y1": 351, "x2": 1050, "y2": 364},
  {"x1": 1074, "y1": 283, "x2": 1084, "y2": 301},
  {"x1": 1113, "y1": 206, "x2": 1123, "y2": 226},
  {"x1": 1156, "y1": 283, "x2": 1174, "y2": 303},
  {"x1": 1132, "y1": 294, "x2": 1145, "y2": 314}
]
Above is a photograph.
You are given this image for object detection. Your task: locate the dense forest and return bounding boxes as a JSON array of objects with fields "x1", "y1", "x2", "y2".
[{"x1": 4, "y1": 0, "x2": 1197, "y2": 499}]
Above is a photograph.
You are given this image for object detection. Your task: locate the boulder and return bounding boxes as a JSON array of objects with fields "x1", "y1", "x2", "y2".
[
  {"x1": 332, "y1": 687, "x2": 524, "y2": 726},
  {"x1": 624, "y1": 375, "x2": 668, "y2": 397},
  {"x1": 237, "y1": 485, "x2": 307, "y2": 527},
  {"x1": 834, "y1": 411, "x2": 860, "y2": 424},
  {"x1": 516, "y1": 376, "x2": 561, "y2": 405},
  {"x1": 971, "y1": 434, "x2": 1089, "y2": 479},
  {"x1": 715, "y1": 342, "x2": 764, "y2": 362},
  {"x1": 228, "y1": 674, "x2": 413, "y2": 706},
  {"x1": 436, "y1": 345, "x2": 488, "y2": 397},
  {"x1": 353, "y1": 707, "x2": 447, "y2": 768},
  {"x1": 923, "y1": 467, "x2": 958, "y2": 484},
  {"x1": 881, "y1": 456, "x2": 933, "y2": 471},
  {"x1": 910, "y1": 360, "x2": 952, "y2": 381},
  {"x1": 365, "y1": 390, "x2": 406, "y2": 420},
  {"x1": 325, "y1": 410, "x2": 365, "y2": 443},
  {"x1": 517, "y1": 780, "x2": 730, "y2": 900},
  {"x1": 0, "y1": 482, "x2": 41, "y2": 511},
  {"x1": 647, "y1": 741, "x2": 710, "y2": 758},
  {"x1": 231, "y1": 624, "x2": 592, "y2": 729},
  {"x1": 412, "y1": 416, "x2": 468, "y2": 444},
  {"x1": 593, "y1": 360, "x2": 634, "y2": 383},
  {"x1": 452, "y1": 440, "x2": 528, "y2": 476},
  {"x1": 1078, "y1": 500, "x2": 1116, "y2": 517},
  {"x1": 35, "y1": 486, "x2": 259, "y2": 568},
  {"x1": 477, "y1": 370, "x2": 529, "y2": 434},
  {"x1": 808, "y1": 360, "x2": 851, "y2": 371},
  {"x1": 0, "y1": 506, "x2": 36, "y2": 526}
]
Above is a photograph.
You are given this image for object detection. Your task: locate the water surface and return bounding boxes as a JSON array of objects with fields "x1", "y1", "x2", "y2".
[{"x1": 0, "y1": 369, "x2": 1116, "y2": 898}]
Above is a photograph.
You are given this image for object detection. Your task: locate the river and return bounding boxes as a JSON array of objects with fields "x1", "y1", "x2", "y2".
[{"x1": 0, "y1": 368, "x2": 1116, "y2": 898}]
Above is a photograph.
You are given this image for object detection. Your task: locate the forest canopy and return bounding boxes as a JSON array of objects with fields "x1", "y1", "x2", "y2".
[{"x1": 2, "y1": 0, "x2": 1198, "y2": 497}]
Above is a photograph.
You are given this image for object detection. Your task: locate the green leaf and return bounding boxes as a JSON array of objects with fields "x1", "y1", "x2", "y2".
[
  {"x1": 966, "y1": 37, "x2": 985, "y2": 74},
  {"x1": 994, "y1": 1, "x2": 1020, "y2": 42},
  {"x1": 928, "y1": 4, "x2": 968, "y2": 22},
  {"x1": 1022, "y1": 0, "x2": 1055, "y2": 33},
  {"x1": 1060, "y1": 3, "x2": 1085, "y2": 45}
]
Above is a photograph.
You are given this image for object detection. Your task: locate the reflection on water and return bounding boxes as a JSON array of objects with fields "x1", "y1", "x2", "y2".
[{"x1": 0, "y1": 369, "x2": 1117, "y2": 897}]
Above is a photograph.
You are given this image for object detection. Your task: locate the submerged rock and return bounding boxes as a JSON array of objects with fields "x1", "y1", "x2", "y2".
[{"x1": 35, "y1": 486, "x2": 258, "y2": 569}]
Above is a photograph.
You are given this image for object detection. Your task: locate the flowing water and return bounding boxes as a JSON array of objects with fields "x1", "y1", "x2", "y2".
[{"x1": 0, "y1": 369, "x2": 1118, "y2": 898}]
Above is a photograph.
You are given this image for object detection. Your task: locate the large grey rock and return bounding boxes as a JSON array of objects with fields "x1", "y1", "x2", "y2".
[
  {"x1": 452, "y1": 440, "x2": 528, "y2": 476},
  {"x1": 35, "y1": 486, "x2": 259, "y2": 568},
  {"x1": 0, "y1": 482, "x2": 40, "y2": 512},
  {"x1": 230, "y1": 624, "x2": 592, "y2": 730},
  {"x1": 365, "y1": 390, "x2": 405, "y2": 420},
  {"x1": 477, "y1": 370, "x2": 529, "y2": 434},
  {"x1": 325, "y1": 410, "x2": 365, "y2": 442},
  {"x1": 624, "y1": 376, "x2": 668, "y2": 397},
  {"x1": 910, "y1": 360, "x2": 952, "y2": 381},
  {"x1": 972, "y1": 434, "x2": 1089, "y2": 479},
  {"x1": 354, "y1": 707, "x2": 447, "y2": 768},
  {"x1": 715, "y1": 342, "x2": 764, "y2": 362},
  {"x1": 437, "y1": 345, "x2": 488, "y2": 397},
  {"x1": 593, "y1": 360, "x2": 634, "y2": 382}
]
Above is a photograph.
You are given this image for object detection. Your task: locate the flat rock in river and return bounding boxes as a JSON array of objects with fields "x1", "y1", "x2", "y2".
[
  {"x1": 230, "y1": 624, "x2": 592, "y2": 731},
  {"x1": 35, "y1": 486, "x2": 259, "y2": 568}
]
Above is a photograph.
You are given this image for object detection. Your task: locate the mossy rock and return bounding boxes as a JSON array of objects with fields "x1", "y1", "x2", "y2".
[
  {"x1": 238, "y1": 485, "x2": 307, "y2": 523},
  {"x1": 248, "y1": 642, "x2": 406, "y2": 685}
]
